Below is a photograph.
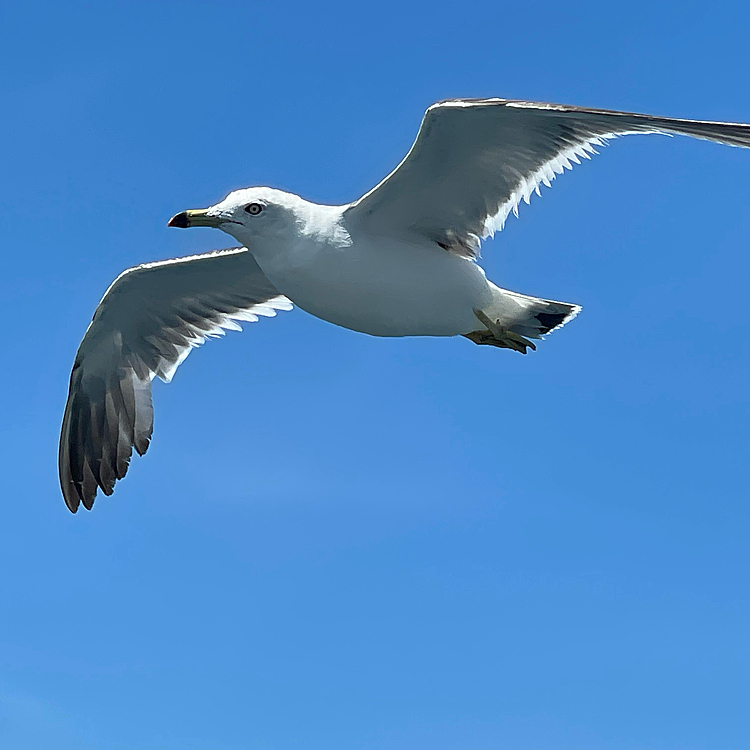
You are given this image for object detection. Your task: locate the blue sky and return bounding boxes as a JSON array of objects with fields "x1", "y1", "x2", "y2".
[{"x1": 1, "y1": 1, "x2": 749, "y2": 748}]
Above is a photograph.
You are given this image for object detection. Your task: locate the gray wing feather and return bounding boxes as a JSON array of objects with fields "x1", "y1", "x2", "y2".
[
  {"x1": 346, "y1": 98, "x2": 750, "y2": 258},
  {"x1": 59, "y1": 247, "x2": 291, "y2": 513}
]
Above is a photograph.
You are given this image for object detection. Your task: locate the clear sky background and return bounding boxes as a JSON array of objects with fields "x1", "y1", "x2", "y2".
[{"x1": 1, "y1": 2, "x2": 749, "y2": 749}]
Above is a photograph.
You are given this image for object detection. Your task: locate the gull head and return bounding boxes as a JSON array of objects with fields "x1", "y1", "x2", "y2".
[{"x1": 168, "y1": 187, "x2": 307, "y2": 246}]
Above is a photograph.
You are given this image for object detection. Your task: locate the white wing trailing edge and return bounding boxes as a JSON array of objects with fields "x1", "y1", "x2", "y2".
[
  {"x1": 347, "y1": 98, "x2": 750, "y2": 259},
  {"x1": 59, "y1": 247, "x2": 291, "y2": 513}
]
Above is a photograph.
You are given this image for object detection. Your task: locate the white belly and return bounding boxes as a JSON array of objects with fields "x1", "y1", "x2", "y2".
[{"x1": 251, "y1": 235, "x2": 493, "y2": 337}]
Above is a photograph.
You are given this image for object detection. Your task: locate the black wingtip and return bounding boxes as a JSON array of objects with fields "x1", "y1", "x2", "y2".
[
  {"x1": 63, "y1": 491, "x2": 80, "y2": 514},
  {"x1": 535, "y1": 311, "x2": 570, "y2": 334}
]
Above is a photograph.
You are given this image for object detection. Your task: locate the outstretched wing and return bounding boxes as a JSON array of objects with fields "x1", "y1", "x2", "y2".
[
  {"x1": 59, "y1": 247, "x2": 292, "y2": 513},
  {"x1": 346, "y1": 98, "x2": 750, "y2": 258}
]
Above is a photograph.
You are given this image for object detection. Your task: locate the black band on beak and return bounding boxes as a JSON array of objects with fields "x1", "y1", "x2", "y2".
[{"x1": 167, "y1": 211, "x2": 190, "y2": 228}]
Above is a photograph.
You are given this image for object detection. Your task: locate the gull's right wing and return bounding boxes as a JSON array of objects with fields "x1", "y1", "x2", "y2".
[
  {"x1": 346, "y1": 98, "x2": 750, "y2": 259},
  {"x1": 59, "y1": 247, "x2": 292, "y2": 513}
]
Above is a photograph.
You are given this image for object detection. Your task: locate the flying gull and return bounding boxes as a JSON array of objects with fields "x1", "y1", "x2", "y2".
[{"x1": 59, "y1": 98, "x2": 750, "y2": 512}]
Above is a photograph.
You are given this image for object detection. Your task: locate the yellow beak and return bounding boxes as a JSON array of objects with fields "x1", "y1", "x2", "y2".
[{"x1": 167, "y1": 208, "x2": 222, "y2": 228}]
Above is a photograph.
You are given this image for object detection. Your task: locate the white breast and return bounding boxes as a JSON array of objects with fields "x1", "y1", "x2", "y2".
[{"x1": 250, "y1": 230, "x2": 493, "y2": 337}]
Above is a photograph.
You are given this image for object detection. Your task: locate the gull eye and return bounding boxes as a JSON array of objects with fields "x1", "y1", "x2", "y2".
[{"x1": 244, "y1": 202, "x2": 263, "y2": 216}]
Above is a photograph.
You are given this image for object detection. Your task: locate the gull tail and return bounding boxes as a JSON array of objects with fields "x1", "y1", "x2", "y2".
[{"x1": 465, "y1": 283, "x2": 581, "y2": 354}]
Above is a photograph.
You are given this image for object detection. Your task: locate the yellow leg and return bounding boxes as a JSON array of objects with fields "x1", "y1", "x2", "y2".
[{"x1": 470, "y1": 309, "x2": 537, "y2": 354}]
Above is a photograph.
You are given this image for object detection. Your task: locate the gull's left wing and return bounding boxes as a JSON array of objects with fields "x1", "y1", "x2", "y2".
[
  {"x1": 346, "y1": 98, "x2": 750, "y2": 259},
  {"x1": 59, "y1": 247, "x2": 291, "y2": 513}
]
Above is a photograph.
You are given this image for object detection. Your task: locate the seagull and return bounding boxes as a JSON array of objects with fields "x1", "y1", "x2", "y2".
[{"x1": 59, "y1": 98, "x2": 750, "y2": 512}]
